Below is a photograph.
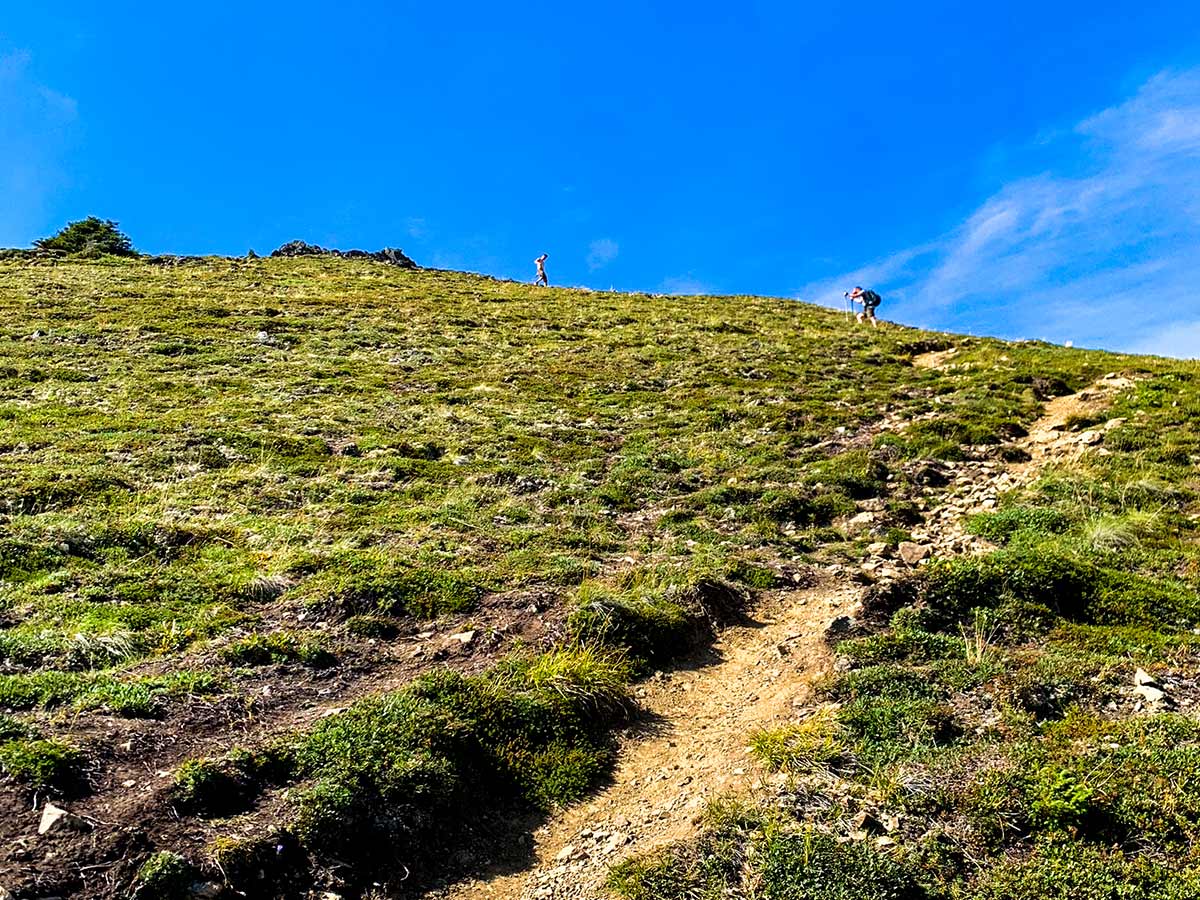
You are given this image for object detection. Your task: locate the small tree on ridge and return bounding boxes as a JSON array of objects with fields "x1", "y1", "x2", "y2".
[{"x1": 35, "y1": 217, "x2": 137, "y2": 257}]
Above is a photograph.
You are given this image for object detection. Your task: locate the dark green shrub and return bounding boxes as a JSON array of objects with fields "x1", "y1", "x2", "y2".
[
  {"x1": 757, "y1": 828, "x2": 932, "y2": 899},
  {"x1": 135, "y1": 851, "x2": 197, "y2": 900},
  {"x1": 171, "y1": 758, "x2": 254, "y2": 817},
  {"x1": 806, "y1": 450, "x2": 889, "y2": 499},
  {"x1": 967, "y1": 507, "x2": 1071, "y2": 543},
  {"x1": 221, "y1": 631, "x2": 335, "y2": 668},
  {"x1": 303, "y1": 551, "x2": 480, "y2": 617},
  {"x1": 974, "y1": 839, "x2": 1195, "y2": 900},
  {"x1": 345, "y1": 614, "x2": 401, "y2": 638},
  {"x1": 0, "y1": 737, "x2": 85, "y2": 792},
  {"x1": 838, "y1": 628, "x2": 963, "y2": 665},
  {"x1": 34, "y1": 217, "x2": 136, "y2": 256}
]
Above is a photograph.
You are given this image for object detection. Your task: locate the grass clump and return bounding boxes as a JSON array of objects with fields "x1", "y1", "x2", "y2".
[
  {"x1": 300, "y1": 550, "x2": 481, "y2": 617},
  {"x1": 568, "y1": 567, "x2": 745, "y2": 665},
  {"x1": 748, "y1": 709, "x2": 846, "y2": 774},
  {"x1": 134, "y1": 851, "x2": 198, "y2": 900},
  {"x1": 221, "y1": 630, "x2": 335, "y2": 668},
  {"x1": 169, "y1": 646, "x2": 632, "y2": 891},
  {"x1": 967, "y1": 506, "x2": 1071, "y2": 543},
  {"x1": 610, "y1": 802, "x2": 932, "y2": 900},
  {"x1": 0, "y1": 730, "x2": 85, "y2": 793}
]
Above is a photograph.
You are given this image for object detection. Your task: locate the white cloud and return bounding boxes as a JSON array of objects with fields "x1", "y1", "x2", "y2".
[
  {"x1": 1129, "y1": 320, "x2": 1200, "y2": 359},
  {"x1": 405, "y1": 217, "x2": 427, "y2": 239},
  {"x1": 658, "y1": 274, "x2": 712, "y2": 295},
  {"x1": 0, "y1": 48, "x2": 79, "y2": 246},
  {"x1": 586, "y1": 237, "x2": 619, "y2": 270},
  {"x1": 797, "y1": 68, "x2": 1200, "y2": 356}
]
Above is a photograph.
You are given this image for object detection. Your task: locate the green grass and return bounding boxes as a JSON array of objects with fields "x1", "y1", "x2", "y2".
[
  {"x1": 0, "y1": 254, "x2": 1187, "y2": 896},
  {"x1": 0, "y1": 712, "x2": 86, "y2": 793}
]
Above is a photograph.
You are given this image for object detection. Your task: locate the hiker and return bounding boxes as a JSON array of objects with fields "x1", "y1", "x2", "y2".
[
  {"x1": 845, "y1": 286, "x2": 882, "y2": 327},
  {"x1": 534, "y1": 253, "x2": 549, "y2": 286}
]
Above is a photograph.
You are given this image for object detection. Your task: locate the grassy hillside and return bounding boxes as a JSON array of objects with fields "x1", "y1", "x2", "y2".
[{"x1": 0, "y1": 253, "x2": 1197, "y2": 899}]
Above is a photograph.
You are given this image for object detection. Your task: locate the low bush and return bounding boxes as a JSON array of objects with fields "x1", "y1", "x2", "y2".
[
  {"x1": 221, "y1": 631, "x2": 335, "y2": 668},
  {"x1": 135, "y1": 851, "x2": 197, "y2": 900},
  {"x1": 0, "y1": 736, "x2": 85, "y2": 793}
]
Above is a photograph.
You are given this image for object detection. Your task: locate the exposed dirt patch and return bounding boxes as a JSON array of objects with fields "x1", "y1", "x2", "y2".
[
  {"x1": 0, "y1": 590, "x2": 566, "y2": 899},
  {"x1": 428, "y1": 579, "x2": 862, "y2": 900},
  {"x1": 912, "y1": 347, "x2": 960, "y2": 369}
]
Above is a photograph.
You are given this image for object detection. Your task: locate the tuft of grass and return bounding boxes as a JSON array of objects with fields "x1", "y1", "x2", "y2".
[
  {"x1": 748, "y1": 709, "x2": 846, "y2": 774},
  {"x1": 0, "y1": 736, "x2": 85, "y2": 793},
  {"x1": 221, "y1": 630, "x2": 335, "y2": 668},
  {"x1": 135, "y1": 851, "x2": 197, "y2": 900}
]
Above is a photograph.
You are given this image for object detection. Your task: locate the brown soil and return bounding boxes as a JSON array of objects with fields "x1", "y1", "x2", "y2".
[
  {"x1": 0, "y1": 590, "x2": 566, "y2": 899},
  {"x1": 428, "y1": 580, "x2": 861, "y2": 900}
]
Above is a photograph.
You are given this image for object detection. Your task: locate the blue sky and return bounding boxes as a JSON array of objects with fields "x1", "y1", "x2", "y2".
[{"x1": 3, "y1": 2, "x2": 1200, "y2": 356}]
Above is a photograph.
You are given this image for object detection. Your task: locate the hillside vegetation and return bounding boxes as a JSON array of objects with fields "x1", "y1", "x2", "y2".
[{"x1": 0, "y1": 253, "x2": 1197, "y2": 899}]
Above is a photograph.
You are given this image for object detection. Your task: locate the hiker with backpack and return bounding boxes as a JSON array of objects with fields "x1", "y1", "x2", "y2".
[{"x1": 845, "y1": 286, "x2": 882, "y2": 328}]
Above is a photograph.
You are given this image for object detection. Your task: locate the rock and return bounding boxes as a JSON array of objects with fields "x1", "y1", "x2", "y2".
[
  {"x1": 1134, "y1": 684, "x2": 1169, "y2": 705},
  {"x1": 38, "y1": 802, "x2": 83, "y2": 835},
  {"x1": 867, "y1": 541, "x2": 888, "y2": 555},
  {"x1": 1132, "y1": 669, "x2": 1172, "y2": 705},
  {"x1": 448, "y1": 630, "x2": 476, "y2": 645},
  {"x1": 1104, "y1": 418, "x2": 1128, "y2": 431},
  {"x1": 1078, "y1": 430, "x2": 1103, "y2": 445},
  {"x1": 824, "y1": 615, "x2": 856, "y2": 643},
  {"x1": 555, "y1": 844, "x2": 576, "y2": 862},
  {"x1": 897, "y1": 542, "x2": 932, "y2": 566},
  {"x1": 601, "y1": 832, "x2": 630, "y2": 855},
  {"x1": 1133, "y1": 668, "x2": 1159, "y2": 687},
  {"x1": 254, "y1": 330, "x2": 272, "y2": 344},
  {"x1": 851, "y1": 809, "x2": 882, "y2": 834},
  {"x1": 270, "y1": 240, "x2": 418, "y2": 268}
]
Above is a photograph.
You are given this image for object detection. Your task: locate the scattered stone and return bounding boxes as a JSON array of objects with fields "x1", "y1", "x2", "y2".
[
  {"x1": 37, "y1": 802, "x2": 85, "y2": 835},
  {"x1": 1078, "y1": 430, "x2": 1103, "y2": 445},
  {"x1": 824, "y1": 615, "x2": 855, "y2": 640},
  {"x1": 448, "y1": 630, "x2": 477, "y2": 645},
  {"x1": 1134, "y1": 668, "x2": 1158, "y2": 687},
  {"x1": 897, "y1": 542, "x2": 932, "y2": 566}
]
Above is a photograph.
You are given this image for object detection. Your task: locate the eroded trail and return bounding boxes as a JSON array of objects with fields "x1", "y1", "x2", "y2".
[
  {"x1": 431, "y1": 362, "x2": 1132, "y2": 900},
  {"x1": 436, "y1": 580, "x2": 863, "y2": 900}
]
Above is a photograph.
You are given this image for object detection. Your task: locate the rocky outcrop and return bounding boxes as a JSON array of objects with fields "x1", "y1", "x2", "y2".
[{"x1": 269, "y1": 240, "x2": 418, "y2": 268}]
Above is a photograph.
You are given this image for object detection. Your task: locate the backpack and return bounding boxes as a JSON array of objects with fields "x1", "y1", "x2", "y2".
[{"x1": 862, "y1": 290, "x2": 881, "y2": 308}]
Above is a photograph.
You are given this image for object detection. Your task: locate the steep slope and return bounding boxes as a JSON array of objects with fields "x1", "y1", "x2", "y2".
[{"x1": 0, "y1": 254, "x2": 1193, "y2": 900}]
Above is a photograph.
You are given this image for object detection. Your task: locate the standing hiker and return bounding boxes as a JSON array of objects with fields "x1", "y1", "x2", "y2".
[
  {"x1": 534, "y1": 253, "x2": 549, "y2": 286},
  {"x1": 845, "y1": 286, "x2": 882, "y2": 328}
]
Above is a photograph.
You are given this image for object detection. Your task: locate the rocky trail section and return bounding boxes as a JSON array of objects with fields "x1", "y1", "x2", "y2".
[{"x1": 431, "y1": 362, "x2": 1133, "y2": 900}]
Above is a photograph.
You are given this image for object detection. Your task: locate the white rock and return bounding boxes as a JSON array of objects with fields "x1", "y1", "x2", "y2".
[{"x1": 38, "y1": 802, "x2": 71, "y2": 835}]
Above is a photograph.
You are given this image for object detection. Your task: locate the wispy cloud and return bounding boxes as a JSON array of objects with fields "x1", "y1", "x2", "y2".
[
  {"x1": 0, "y1": 48, "x2": 80, "y2": 246},
  {"x1": 586, "y1": 237, "x2": 619, "y2": 270},
  {"x1": 404, "y1": 217, "x2": 427, "y2": 239},
  {"x1": 658, "y1": 274, "x2": 712, "y2": 295},
  {"x1": 797, "y1": 68, "x2": 1200, "y2": 356}
]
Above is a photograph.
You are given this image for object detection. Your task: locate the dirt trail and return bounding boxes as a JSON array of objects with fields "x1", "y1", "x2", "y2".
[
  {"x1": 434, "y1": 580, "x2": 861, "y2": 900},
  {"x1": 432, "y1": 357, "x2": 1135, "y2": 900}
]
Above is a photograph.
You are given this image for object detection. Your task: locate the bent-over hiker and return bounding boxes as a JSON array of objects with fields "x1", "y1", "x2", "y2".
[
  {"x1": 534, "y1": 253, "x2": 549, "y2": 286},
  {"x1": 845, "y1": 286, "x2": 882, "y2": 328}
]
